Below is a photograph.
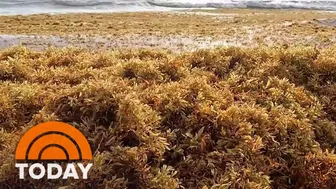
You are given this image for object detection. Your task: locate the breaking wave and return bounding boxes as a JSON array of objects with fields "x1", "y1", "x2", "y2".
[
  {"x1": 0, "y1": 0, "x2": 335, "y2": 15},
  {"x1": 148, "y1": 0, "x2": 336, "y2": 10}
]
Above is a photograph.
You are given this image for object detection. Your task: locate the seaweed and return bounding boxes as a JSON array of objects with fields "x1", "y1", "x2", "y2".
[{"x1": 0, "y1": 46, "x2": 336, "y2": 188}]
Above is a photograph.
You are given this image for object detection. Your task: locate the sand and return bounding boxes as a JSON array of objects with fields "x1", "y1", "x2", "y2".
[{"x1": 0, "y1": 34, "x2": 245, "y2": 52}]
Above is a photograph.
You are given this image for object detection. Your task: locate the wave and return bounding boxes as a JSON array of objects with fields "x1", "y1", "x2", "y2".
[
  {"x1": 52, "y1": 0, "x2": 116, "y2": 7},
  {"x1": 148, "y1": 0, "x2": 336, "y2": 11},
  {"x1": 0, "y1": 0, "x2": 47, "y2": 6},
  {"x1": 0, "y1": 0, "x2": 150, "y2": 7},
  {"x1": 0, "y1": 0, "x2": 335, "y2": 15}
]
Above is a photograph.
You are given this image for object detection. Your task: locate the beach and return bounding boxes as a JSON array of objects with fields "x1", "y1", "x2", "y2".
[
  {"x1": 1, "y1": 2, "x2": 336, "y2": 189},
  {"x1": 0, "y1": 9, "x2": 335, "y2": 51}
]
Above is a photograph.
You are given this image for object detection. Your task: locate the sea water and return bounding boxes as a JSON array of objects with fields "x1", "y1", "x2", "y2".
[{"x1": 0, "y1": 0, "x2": 335, "y2": 15}]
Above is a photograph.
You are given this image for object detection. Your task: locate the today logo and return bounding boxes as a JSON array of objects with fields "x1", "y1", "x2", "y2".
[{"x1": 15, "y1": 121, "x2": 93, "y2": 180}]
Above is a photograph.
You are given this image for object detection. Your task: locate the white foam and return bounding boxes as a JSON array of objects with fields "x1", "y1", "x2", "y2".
[{"x1": 0, "y1": 0, "x2": 335, "y2": 15}]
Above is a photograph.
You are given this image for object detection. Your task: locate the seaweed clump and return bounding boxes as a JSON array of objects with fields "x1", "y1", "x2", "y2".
[{"x1": 0, "y1": 46, "x2": 336, "y2": 189}]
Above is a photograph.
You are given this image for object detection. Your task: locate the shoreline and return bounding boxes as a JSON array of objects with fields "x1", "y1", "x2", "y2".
[
  {"x1": 0, "y1": 9, "x2": 335, "y2": 51},
  {"x1": 1, "y1": 2, "x2": 336, "y2": 16}
]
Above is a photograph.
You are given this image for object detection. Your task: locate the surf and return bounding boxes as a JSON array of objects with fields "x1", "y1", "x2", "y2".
[{"x1": 0, "y1": 0, "x2": 335, "y2": 15}]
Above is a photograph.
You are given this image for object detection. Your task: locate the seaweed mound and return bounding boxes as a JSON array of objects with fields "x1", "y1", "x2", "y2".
[{"x1": 0, "y1": 46, "x2": 336, "y2": 189}]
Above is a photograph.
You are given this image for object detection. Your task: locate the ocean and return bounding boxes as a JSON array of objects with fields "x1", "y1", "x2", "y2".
[{"x1": 0, "y1": 0, "x2": 335, "y2": 15}]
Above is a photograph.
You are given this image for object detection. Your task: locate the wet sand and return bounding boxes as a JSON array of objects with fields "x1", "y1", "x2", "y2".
[
  {"x1": 316, "y1": 18, "x2": 336, "y2": 26},
  {"x1": 0, "y1": 34, "x2": 244, "y2": 52}
]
